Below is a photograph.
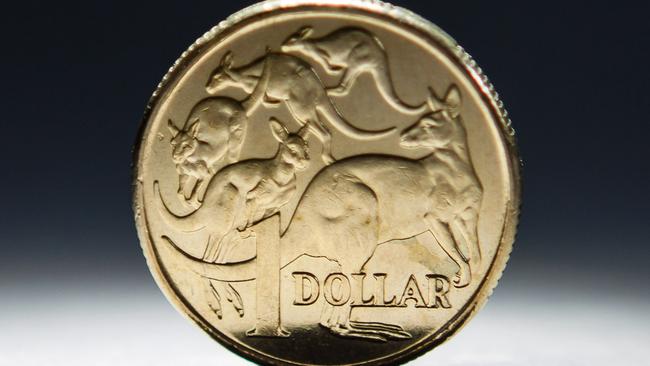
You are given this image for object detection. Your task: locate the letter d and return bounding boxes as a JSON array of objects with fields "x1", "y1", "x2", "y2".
[{"x1": 292, "y1": 272, "x2": 320, "y2": 305}]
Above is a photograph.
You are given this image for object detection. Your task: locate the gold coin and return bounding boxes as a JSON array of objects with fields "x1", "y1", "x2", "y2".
[{"x1": 133, "y1": 1, "x2": 520, "y2": 364}]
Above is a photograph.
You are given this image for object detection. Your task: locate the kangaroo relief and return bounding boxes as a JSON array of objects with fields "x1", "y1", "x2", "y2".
[
  {"x1": 157, "y1": 118, "x2": 311, "y2": 263},
  {"x1": 206, "y1": 51, "x2": 395, "y2": 165},
  {"x1": 159, "y1": 85, "x2": 484, "y2": 342},
  {"x1": 282, "y1": 26, "x2": 430, "y2": 115},
  {"x1": 137, "y1": 5, "x2": 521, "y2": 363},
  {"x1": 400, "y1": 86, "x2": 482, "y2": 270},
  {"x1": 168, "y1": 97, "x2": 247, "y2": 203}
]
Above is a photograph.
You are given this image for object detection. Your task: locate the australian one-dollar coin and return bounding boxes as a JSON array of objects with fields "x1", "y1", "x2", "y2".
[{"x1": 133, "y1": 0, "x2": 521, "y2": 364}]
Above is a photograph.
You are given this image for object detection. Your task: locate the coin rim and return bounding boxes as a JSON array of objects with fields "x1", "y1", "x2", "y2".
[{"x1": 132, "y1": 1, "x2": 522, "y2": 365}]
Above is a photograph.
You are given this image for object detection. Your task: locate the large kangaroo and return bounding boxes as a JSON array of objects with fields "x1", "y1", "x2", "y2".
[
  {"x1": 281, "y1": 26, "x2": 430, "y2": 115},
  {"x1": 206, "y1": 51, "x2": 395, "y2": 165},
  {"x1": 157, "y1": 86, "x2": 482, "y2": 341}
]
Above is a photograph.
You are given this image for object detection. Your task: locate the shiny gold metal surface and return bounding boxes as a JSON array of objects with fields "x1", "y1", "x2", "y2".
[{"x1": 133, "y1": 1, "x2": 520, "y2": 364}]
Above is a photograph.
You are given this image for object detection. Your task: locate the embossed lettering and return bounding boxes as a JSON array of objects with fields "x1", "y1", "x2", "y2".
[
  {"x1": 323, "y1": 273, "x2": 351, "y2": 306},
  {"x1": 293, "y1": 272, "x2": 320, "y2": 305},
  {"x1": 246, "y1": 215, "x2": 289, "y2": 337},
  {"x1": 426, "y1": 274, "x2": 451, "y2": 309},
  {"x1": 397, "y1": 275, "x2": 427, "y2": 308},
  {"x1": 373, "y1": 273, "x2": 397, "y2": 306},
  {"x1": 289, "y1": 272, "x2": 453, "y2": 309},
  {"x1": 351, "y1": 273, "x2": 375, "y2": 306}
]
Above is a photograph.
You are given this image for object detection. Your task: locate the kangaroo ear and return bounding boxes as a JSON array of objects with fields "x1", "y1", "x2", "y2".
[
  {"x1": 427, "y1": 85, "x2": 462, "y2": 117},
  {"x1": 188, "y1": 122, "x2": 200, "y2": 137},
  {"x1": 444, "y1": 85, "x2": 461, "y2": 113},
  {"x1": 298, "y1": 26, "x2": 313, "y2": 39},
  {"x1": 445, "y1": 85, "x2": 461, "y2": 118},
  {"x1": 221, "y1": 51, "x2": 234, "y2": 68},
  {"x1": 167, "y1": 119, "x2": 180, "y2": 136},
  {"x1": 269, "y1": 118, "x2": 289, "y2": 143},
  {"x1": 297, "y1": 124, "x2": 310, "y2": 140},
  {"x1": 423, "y1": 114, "x2": 442, "y2": 127},
  {"x1": 427, "y1": 87, "x2": 446, "y2": 112}
]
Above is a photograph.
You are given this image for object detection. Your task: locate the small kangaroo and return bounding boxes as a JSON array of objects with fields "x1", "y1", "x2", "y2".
[
  {"x1": 168, "y1": 97, "x2": 247, "y2": 203},
  {"x1": 206, "y1": 51, "x2": 394, "y2": 165},
  {"x1": 157, "y1": 118, "x2": 310, "y2": 263},
  {"x1": 281, "y1": 26, "x2": 429, "y2": 115}
]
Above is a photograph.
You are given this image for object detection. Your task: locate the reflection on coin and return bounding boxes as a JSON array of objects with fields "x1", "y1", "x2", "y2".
[{"x1": 133, "y1": 1, "x2": 520, "y2": 364}]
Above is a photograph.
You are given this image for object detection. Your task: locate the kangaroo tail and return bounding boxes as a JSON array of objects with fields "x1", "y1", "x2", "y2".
[
  {"x1": 154, "y1": 181, "x2": 205, "y2": 233},
  {"x1": 316, "y1": 103, "x2": 396, "y2": 140},
  {"x1": 157, "y1": 235, "x2": 257, "y2": 282},
  {"x1": 373, "y1": 67, "x2": 429, "y2": 115}
]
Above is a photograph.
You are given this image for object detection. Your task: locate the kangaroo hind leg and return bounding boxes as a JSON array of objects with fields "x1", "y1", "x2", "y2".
[
  {"x1": 313, "y1": 119, "x2": 335, "y2": 165},
  {"x1": 424, "y1": 214, "x2": 471, "y2": 287}
]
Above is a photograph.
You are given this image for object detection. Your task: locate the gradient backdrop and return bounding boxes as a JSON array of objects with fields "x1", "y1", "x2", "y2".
[{"x1": 1, "y1": 1, "x2": 648, "y2": 365}]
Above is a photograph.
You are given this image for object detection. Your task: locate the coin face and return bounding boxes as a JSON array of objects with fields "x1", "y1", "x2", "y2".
[{"x1": 133, "y1": 1, "x2": 520, "y2": 364}]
